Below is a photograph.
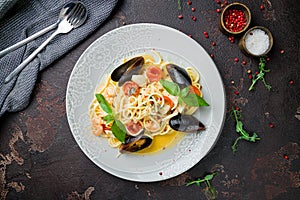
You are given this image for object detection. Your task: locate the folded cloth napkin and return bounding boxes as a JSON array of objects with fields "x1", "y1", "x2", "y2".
[{"x1": 0, "y1": 0, "x2": 118, "y2": 117}]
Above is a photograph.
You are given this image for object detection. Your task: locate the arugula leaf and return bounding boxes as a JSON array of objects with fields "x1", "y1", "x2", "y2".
[
  {"x1": 231, "y1": 108, "x2": 261, "y2": 152},
  {"x1": 159, "y1": 79, "x2": 180, "y2": 96},
  {"x1": 95, "y1": 94, "x2": 113, "y2": 114},
  {"x1": 111, "y1": 120, "x2": 126, "y2": 143}
]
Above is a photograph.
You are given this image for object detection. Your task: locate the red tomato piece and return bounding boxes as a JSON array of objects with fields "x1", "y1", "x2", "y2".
[
  {"x1": 126, "y1": 121, "x2": 143, "y2": 135},
  {"x1": 123, "y1": 81, "x2": 140, "y2": 96},
  {"x1": 146, "y1": 66, "x2": 163, "y2": 82},
  {"x1": 163, "y1": 96, "x2": 174, "y2": 108},
  {"x1": 190, "y1": 85, "x2": 201, "y2": 96}
]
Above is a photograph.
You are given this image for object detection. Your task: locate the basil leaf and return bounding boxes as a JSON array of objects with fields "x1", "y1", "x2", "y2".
[
  {"x1": 159, "y1": 79, "x2": 180, "y2": 96},
  {"x1": 95, "y1": 94, "x2": 113, "y2": 114},
  {"x1": 111, "y1": 120, "x2": 126, "y2": 143},
  {"x1": 103, "y1": 114, "x2": 114, "y2": 123},
  {"x1": 180, "y1": 86, "x2": 190, "y2": 97},
  {"x1": 181, "y1": 94, "x2": 209, "y2": 107}
]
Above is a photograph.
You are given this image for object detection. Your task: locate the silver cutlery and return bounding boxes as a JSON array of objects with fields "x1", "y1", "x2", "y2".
[
  {"x1": 4, "y1": 2, "x2": 87, "y2": 83},
  {"x1": 0, "y1": 1, "x2": 83, "y2": 58}
]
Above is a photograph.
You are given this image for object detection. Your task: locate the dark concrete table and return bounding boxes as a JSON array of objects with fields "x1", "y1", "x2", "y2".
[{"x1": 1, "y1": 0, "x2": 299, "y2": 199}]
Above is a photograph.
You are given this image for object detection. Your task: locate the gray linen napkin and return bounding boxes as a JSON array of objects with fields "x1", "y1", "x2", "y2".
[{"x1": 0, "y1": 0, "x2": 118, "y2": 117}]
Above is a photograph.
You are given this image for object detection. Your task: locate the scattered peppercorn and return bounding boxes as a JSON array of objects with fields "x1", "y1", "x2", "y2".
[
  {"x1": 216, "y1": 0, "x2": 221, "y2": 4},
  {"x1": 224, "y1": 1, "x2": 228, "y2": 5},
  {"x1": 269, "y1": 123, "x2": 274, "y2": 128},
  {"x1": 247, "y1": 69, "x2": 252, "y2": 74},
  {"x1": 211, "y1": 41, "x2": 216, "y2": 46},
  {"x1": 242, "y1": 60, "x2": 247, "y2": 65},
  {"x1": 187, "y1": 0, "x2": 192, "y2": 5},
  {"x1": 280, "y1": 49, "x2": 285, "y2": 54},
  {"x1": 231, "y1": 80, "x2": 235, "y2": 84},
  {"x1": 235, "y1": 106, "x2": 240, "y2": 111},
  {"x1": 178, "y1": 14, "x2": 183, "y2": 19},
  {"x1": 266, "y1": 57, "x2": 270, "y2": 61},
  {"x1": 248, "y1": 74, "x2": 253, "y2": 79},
  {"x1": 234, "y1": 57, "x2": 239, "y2": 62},
  {"x1": 283, "y1": 154, "x2": 289, "y2": 160},
  {"x1": 203, "y1": 31, "x2": 209, "y2": 38},
  {"x1": 234, "y1": 91, "x2": 239, "y2": 95},
  {"x1": 159, "y1": 172, "x2": 163, "y2": 175},
  {"x1": 289, "y1": 80, "x2": 295, "y2": 85},
  {"x1": 260, "y1": 4, "x2": 265, "y2": 10},
  {"x1": 210, "y1": 54, "x2": 214, "y2": 58},
  {"x1": 216, "y1": 8, "x2": 221, "y2": 13},
  {"x1": 255, "y1": 71, "x2": 259, "y2": 75},
  {"x1": 191, "y1": 16, "x2": 197, "y2": 21},
  {"x1": 228, "y1": 36, "x2": 235, "y2": 43},
  {"x1": 191, "y1": 7, "x2": 196, "y2": 12}
]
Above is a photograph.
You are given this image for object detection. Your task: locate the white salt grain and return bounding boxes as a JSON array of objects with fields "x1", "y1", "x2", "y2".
[{"x1": 245, "y1": 29, "x2": 270, "y2": 56}]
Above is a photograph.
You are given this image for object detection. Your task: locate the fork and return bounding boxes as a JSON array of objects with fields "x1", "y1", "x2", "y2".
[{"x1": 4, "y1": 2, "x2": 87, "y2": 83}]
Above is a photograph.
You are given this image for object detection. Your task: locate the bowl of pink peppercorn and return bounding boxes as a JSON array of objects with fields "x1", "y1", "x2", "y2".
[{"x1": 220, "y1": 2, "x2": 251, "y2": 35}]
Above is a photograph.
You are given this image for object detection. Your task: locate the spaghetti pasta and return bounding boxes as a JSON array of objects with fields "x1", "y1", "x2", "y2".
[{"x1": 89, "y1": 51, "x2": 205, "y2": 153}]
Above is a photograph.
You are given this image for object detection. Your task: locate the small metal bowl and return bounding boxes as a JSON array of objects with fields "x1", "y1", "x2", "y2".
[
  {"x1": 239, "y1": 26, "x2": 273, "y2": 57},
  {"x1": 220, "y1": 2, "x2": 251, "y2": 35}
]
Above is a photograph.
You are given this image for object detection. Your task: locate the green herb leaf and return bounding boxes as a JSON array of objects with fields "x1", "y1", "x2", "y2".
[
  {"x1": 186, "y1": 173, "x2": 218, "y2": 199},
  {"x1": 248, "y1": 132, "x2": 259, "y2": 142},
  {"x1": 249, "y1": 56, "x2": 271, "y2": 91},
  {"x1": 111, "y1": 120, "x2": 127, "y2": 143},
  {"x1": 159, "y1": 79, "x2": 180, "y2": 96},
  {"x1": 204, "y1": 174, "x2": 215, "y2": 181},
  {"x1": 103, "y1": 114, "x2": 114, "y2": 123},
  {"x1": 95, "y1": 94, "x2": 113, "y2": 114},
  {"x1": 181, "y1": 94, "x2": 209, "y2": 107},
  {"x1": 180, "y1": 86, "x2": 190, "y2": 97},
  {"x1": 231, "y1": 108, "x2": 261, "y2": 152},
  {"x1": 177, "y1": 0, "x2": 181, "y2": 10}
]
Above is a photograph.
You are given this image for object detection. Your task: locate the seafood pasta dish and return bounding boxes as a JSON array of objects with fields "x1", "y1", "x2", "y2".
[{"x1": 89, "y1": 52, "x2": 209, "y2": 155}]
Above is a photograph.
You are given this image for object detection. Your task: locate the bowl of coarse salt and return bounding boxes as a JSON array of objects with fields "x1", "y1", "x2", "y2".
[{"x1": 239, "y1": 26, "x2": 273, "y2": 56}]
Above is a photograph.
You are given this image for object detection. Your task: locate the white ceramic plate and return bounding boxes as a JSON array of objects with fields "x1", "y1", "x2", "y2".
[{"x1": 66, "y1": 23, "x2": 226, "y2": 182}]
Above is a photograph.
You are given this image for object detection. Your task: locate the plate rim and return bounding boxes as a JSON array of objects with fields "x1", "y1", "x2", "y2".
[{"x1": 66, "y1": 23, "x2": 227, "y2": 182}]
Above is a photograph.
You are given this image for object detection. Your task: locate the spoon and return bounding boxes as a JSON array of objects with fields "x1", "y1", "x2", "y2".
[
  {"x1": 0, "y1": 1, "x2": 81, "y2": 58},
  {"x1": 4, "y1": 2, "x2": 87, "y2": 83}
]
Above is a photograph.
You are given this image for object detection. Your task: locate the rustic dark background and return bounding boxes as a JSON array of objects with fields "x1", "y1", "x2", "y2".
[{"x1": 1, "y1": 0, "x2": 300, "y2": 199}]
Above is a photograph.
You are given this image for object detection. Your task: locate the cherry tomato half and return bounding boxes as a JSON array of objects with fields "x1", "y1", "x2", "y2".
[
  {"x1": 163, "y1": 96, "x2": 174, "y2": 108},
  {"x1": 190, "y1": 85, "x2": 201, "y2": 96},
  {"x1": 146, "y1": 66, "x2": 163, "y2": 82}
]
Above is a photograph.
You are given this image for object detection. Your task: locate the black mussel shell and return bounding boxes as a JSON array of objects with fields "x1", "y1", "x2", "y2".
[
  {"x1": 169, "y1": 113, "x2": 205, "y2": 132},
  {"x1": 166, "y1": 64, "x2": 192, "y2": 88},
  {"x1": 111, "y1": 56, "x2": 144, "y2": 86},
  {"x1": 119, "y1": 136, "x2": 152, "y2": 153}
]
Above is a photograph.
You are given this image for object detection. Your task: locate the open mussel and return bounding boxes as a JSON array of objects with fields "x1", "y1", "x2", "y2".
[
  {"x1": 169, "y1": 113, "x2": 205, "y2": 132},
  {"x1": 111, "y1": 56, "x2": 145, "y2": 86},
  {"x1": 166, "y1": 64, "x2": 192, "y2": 89},
  {"x1": 119, "y1": 135, "x2": 152, "y2": 153}
]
